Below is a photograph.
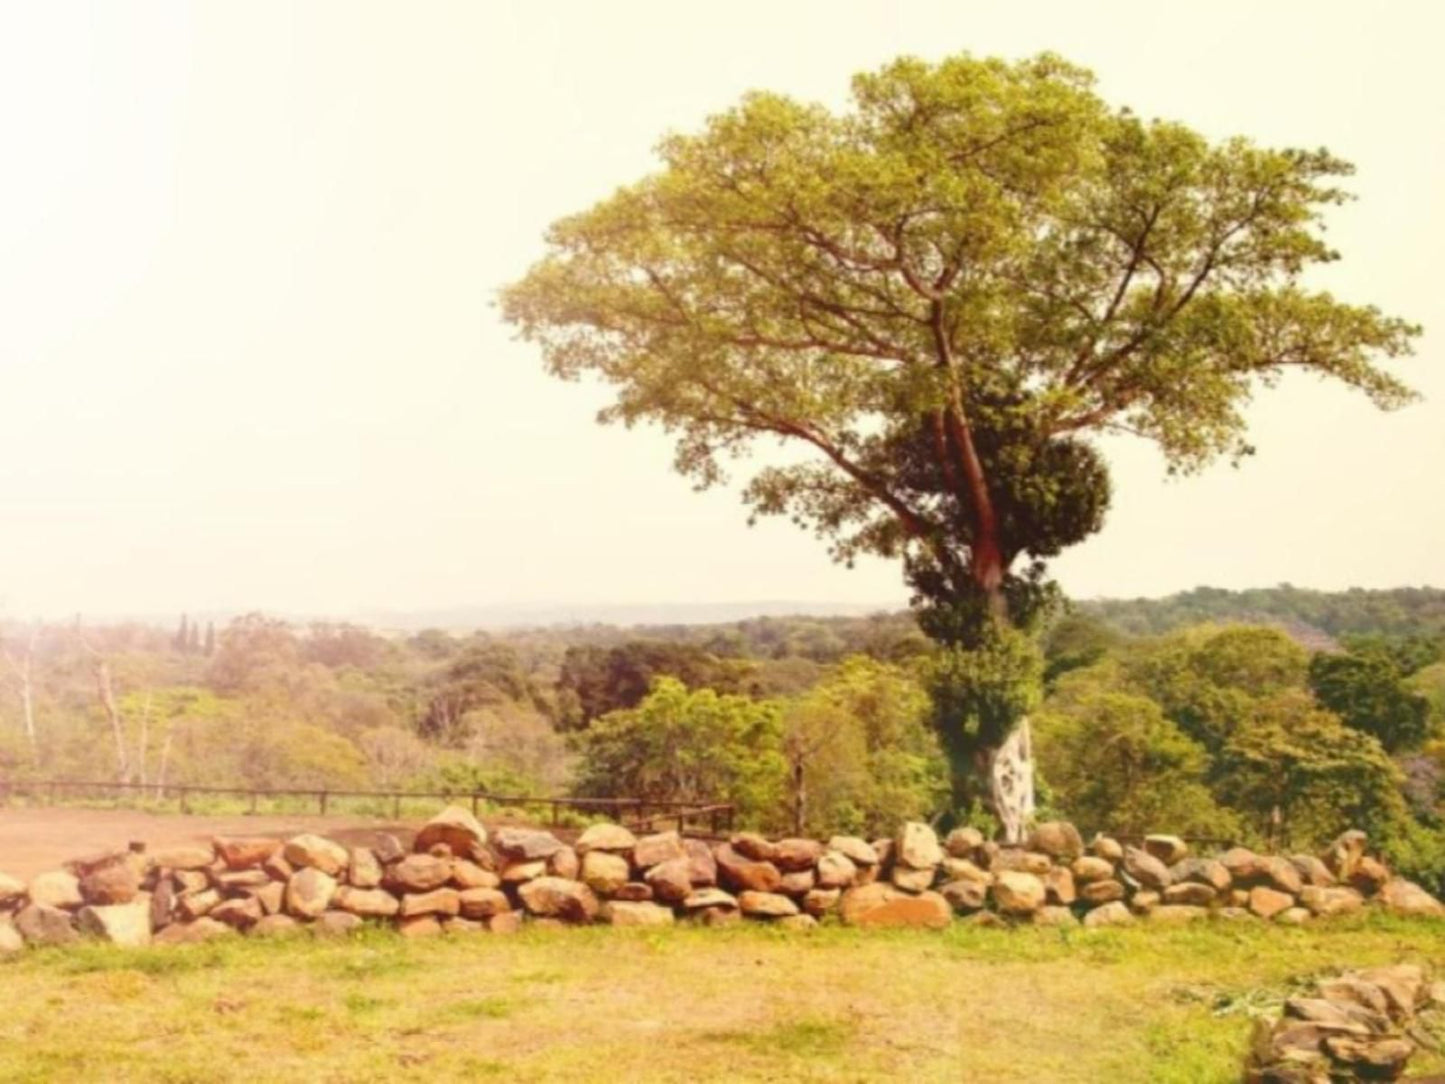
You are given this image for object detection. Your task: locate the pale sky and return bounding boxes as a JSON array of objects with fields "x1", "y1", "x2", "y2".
[{"x1": 0, "y1": 1, "x2": 1440, "y2": 621}]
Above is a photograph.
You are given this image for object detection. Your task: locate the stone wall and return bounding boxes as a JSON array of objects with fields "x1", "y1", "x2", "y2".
[{"x1": 1, "y1": 809, "x2": 1442, "y2": 952}]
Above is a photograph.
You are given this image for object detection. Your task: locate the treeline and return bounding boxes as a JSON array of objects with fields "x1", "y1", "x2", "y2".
[{"x1": 2, "y1": 590, "x2": 1444, "y2": 886}]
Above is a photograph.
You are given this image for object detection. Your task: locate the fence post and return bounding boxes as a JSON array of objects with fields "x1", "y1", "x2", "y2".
[
  {"x1": 180, "y1": 786, "x2": 190, "y2": 815},
  {"x1": 319, "y1": 789, "x2": 329, "y2": 817},
  {"x1": 471, "y1": 790, "x2": 480, "y2": 817},
  {"x1": 393, "y1": 793, "x2": 401, "y2": 819},
  {"x1": 551, "y1": 801, "x2": 560, "y2": 828}
]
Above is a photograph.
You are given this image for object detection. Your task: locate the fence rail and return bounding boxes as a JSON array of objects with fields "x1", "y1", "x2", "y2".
[{"x1": 0, "y1": 778, "x2": 736, "y2": 837}]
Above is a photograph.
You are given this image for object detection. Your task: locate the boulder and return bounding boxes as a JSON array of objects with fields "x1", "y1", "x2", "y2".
[
  {"x1": 1163, "y1": 882, "x2": 1216, "y2": 907},
  {"x1": 895, "y1": 822, "x2": 943, "y2": 870},
  {"x1": 0, "y1": 872, "x2": 26, "y2": 906},
  {"x1": 1322, "y1": 829, "x2": 1368, "y2": 881},
  {"x1": 940, "y1": 879, "x2": 988, "y2": 912},
  {"x1": 737, "y1": 891, "x2": 799, "y2": 918},
  {"x1": 1122, "y1": 847, "x2": 1171, "y2": 891},
  {"x1": 450, "y1": 860, "x2": 500, "y2": 890},
  {"x1": 1071, "y1": 856, "x2": 1115, "y2": 884},
  {"x1": 373, "y1": 834, "x2": 406, "y2": 865},
  {"x1": 992, "y1": 871, "x2": 1046, "y2": 916},
  {"x1": 548, "y1": 846, "x2": 580, "y2": 881},
  {"x1": 457, "y1": 887, "x2": 511, "y2": 920},
  {"x1": 263, "y1": 852, "x2": 295, "y2": 882},
  {"x1": 1033, "y1": 906, "x2": 1079, "y2": 928},
  {"x1": 1142, "y1": 835, "x2": 1188, "y2": 866},
  {"x1": 517, "y1": 877, "x2": 600, "y2": 923},
  {"x1": 386, "y1": 854, "x2": 451, "y2": 894},
  {"x1": 210, "y1": 897, "x2": 263, "y2": 930},
  {"x1": 714, "y1": 844, "x2": 782, "y2": 893},
  {"x1": 575, "y1": 823, "x2": 637, "y2": 854},
  {"x1": 399, "y1": 888, "x2": 460, "y2": 918},
  {"x1": 1378, "y1": 878, "x2": 1445, "y2": 917},
  {"x1": 991, "y1": 849, "x2": 1052, "y2": 876},
  {"x1": 730, "y1": 832, "x2": 779, "y2": 863},
  {"x1": 150, "y1": 877, "x2": 176, "y2": 928},
  {"x1": 1261, "y1": 856, "x2": 1304, "y2": 896},
  {"x1": 839, "y1": 883, "x2": 950, "y2": 929},
  {"x1": 501, "y1": 860, "x2": 547, "y2": 885},
  {"x1": 1028, "y1": 822, "x2": 1083, "y2": 861},
  {"x1": 1248, "y1": 886, "x2": 1295, "y2": 920},
  {"x1": 413, "y1": 806, "x2": 487, "y2": 857},
  {"x1": 15, "y1": 903, "x2": 78, "y2": 945},
  {"x1": 213, "y1": 836, "x2": 281, "y2": 870},
  {"x1": 76, "y1": 899, "x2": 151, "y2": 946},
  {"x1": 1079, "y1": 879, "x2": 1126, "y2": 905},
  {"x1": 282, "y1": 834, "x2": 349, "y2": 877},
  {"x1": 601, "y1": 901, "x2": 675, "y2": 927},
  {"x1": 348, "y1": 848, "x2": 382, "y2": 888},
  {"x1": 1130, "y1": 890, "x2": 1161, "y2": 915},
  {"x1": 1354, "y1": 964, "x2": 1428, "y2": 1021},
  {"x1": 941, "y1": 857, "x2": 992, "y2": 884},
  {"x1": 335, "y1": 887, "x2": 400, "y2": 918},
  {"x1": 149, "y1": 845, "x2": 214, "y2": 871},
  {"x1": 802, "y1": 888, "x2": 841, "y2": 916},
  {"x1": 581, "y1": 850, "x2": 632, "y2": 896},
  {"x1": 443, "y1": 916, "x2": 484, "y2": 935},
  {"x1": 1322, "y1": 1036, "x2": 1414, "y2": 1078},
  {"x1": 174, "y1": 870, "x2": 209, "y2": 894},
  {"x1": 1082, "y1": 901, "x2": 1134, "y2": 928},
  {"x1": 614, "y1": 882, "x2": 653, "y2": 902},
  {"x1": 644, "y1": 858, "x2": 693, "y2": 905},
  {"x1": 944, "y1": 827, "x2": 984, "y2": 859},
  {"x1": 398, "y1": 915, "x2": 443, "y2": 939},
  {"x1": 1149, "y1": 905, "x2": 1208, "y2": 925},
  {"x1": 28, "y1": 870, "x2": 83, "y2": 910},
  {"x1": 1219, "y1": 847, "x2": 1266, "y2": 883},
  {"x1": 487, "y1": 912, "x2": 524, "y2": 934},
  {"x1": 252, "y1": 914, "x2": 302, "y2": 938},
  {"x1": 827, "y1": 836, "x2": 879, "y2": 866},
  {"x1": 1170, "y1": 858, "x2": 1231, "y2": 894},
  {"x1": 633, "y1": 831, "x2": 687, "y2": 869},
  {"x1": 1349, "y1": 856, "x2": 1390, "y2": 896},
  {"x1": 1275, "y1": 907, "x2": 1311, "y2": 926},
  {"x1": 250, "y1": 881, "x2": 285, "y2": 916},
  {"x1": 684, "y1": 839, "x2": 717, "y2": 886},
  {"x1": 285, "y1": 868, "x2": 337, "y2": 919},
  {"x1": 154, "y1": 917, "x2": 233, "y2": 944},
  {"x1": 214, "y1": 869, "x2": 270, "y2": 892},
  {"x1": 773, "y1": 839, "x2": 824, "y2": 873},
  {"x1": 176, "y1": 888, "x2": 221, "y2": 920},
  {"x1": 0, "y1": 920, "x2": 23, "y2": 955},
  {"x1": 778, "y1": 914, "x2": 818, "y2": 932},
  {"x1": 1043, "y1": 867, "x2": 1076, "y2": 906},
  {"x1": 680, "y1": 888, "x2": 738, "y2": 912},
  {"x1": 890, "y1": 864, "x2": 936, "y2": 893},
  {"x1": 1089, "y1": 835, "x2": 1124, "y2": 862},
  {"x1": 1288, "y1": 854, "x2": 1335, "y2": 888},
  {"x1": 494, "y1": 827, "x2": 564, "y2": 862}
]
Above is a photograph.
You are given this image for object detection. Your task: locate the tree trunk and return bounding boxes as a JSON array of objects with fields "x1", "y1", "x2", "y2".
[
  {"x1": 2, "y1": 628, "x2": 39, "y2": 762},
  {"x1": 791, "y1": 759, "x2": 806, "y2": 836},
  {"x1": 92, "y1": 658, "x2": 130, "y2": 784},
  {"x1": 987, "y1": 717, "x2": 1035, "y2": 844}
]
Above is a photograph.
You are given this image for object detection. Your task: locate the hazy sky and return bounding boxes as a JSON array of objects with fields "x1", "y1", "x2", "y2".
[{"x1": 0, "y1": 1, "x2": 1440, "y2": 621}]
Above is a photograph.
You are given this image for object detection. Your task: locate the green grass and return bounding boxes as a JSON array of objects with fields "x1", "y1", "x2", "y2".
[{"x1": 1, "y1": 915, "x2": 1443, "y2": 1082}]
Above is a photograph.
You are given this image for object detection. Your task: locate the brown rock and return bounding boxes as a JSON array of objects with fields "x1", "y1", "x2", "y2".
[
  {"x1": 1079, "y1": 879, "x2": 1126, "y2": 905},
  {"x1": 548, "y1": 846, "x2": 580, "y2": 881},
  {"x1": 176, "y1": 888, "x2": 221, "y2": 920},
  {"x1": 684, "y1": 839, "x2": 717, "y2": 886},
  {"x1": 315, "y1": 911, "x2": 364, "y2": 936},
  {"x1": 1262, "y1": 856, "x2": 1304, "y2": 896},
  {"x1": 1354, "y1": 964, "x2": 1428, "y2": 1021},
  {"x1": 575, "y1": 823, "x2": 636, "y2": 854},
  {"x1": 1349, "y1": 856, "x2": 1389, "y2": 896},
  {"x1": 0, "y1": 921, "x2": 24, "y2": 955},
  {"x1": 517, "y1": 877, "x2": 599, "y2": 922},
  {"x1": 15, "y1": 903, "x2": 77, "y2": 945},
  {"x1": 1082, "y1": 901, "x2": 1134, "y2": 927},
  {"x1": 335, "y1": 887, "x2": 400, "y2": 918},
  {"x1": 76, "y1": 899, "x2": 152, "y2": 945},
  {"x1": 803, "y1": 888, "x2": 841, "y2": 917},
  {"x1": 730, "y1": 832, "x2": 779, "y2": 863},
  {"x1": 1300, "y1": 884, "x2": 1362, "y2": 917},
  {"x1": 827, "y1": 836, "x2": 879, "y2": 866},
  {"x1": 601, "y1": 901, "x2": 675, "y2": 927},
  {"x1": 414, "y1": 805, "x2": 487, "y2": 857},
  {"x1": 1044, "y1": 867, "x2": 1076, "y2": 906},
  {"x1": 1163, "y1": 882, "x2": 1216, "y2": 907},
  {"x1": 1122, "y1": 847, "x2": 1172, "y2": 890},
  {"x1": 27, "y1": 870, "x2": 83, "y2": 910},
  {"x1": 214, "y1": 869, "x2": 270, "y2": 892},
  {"x1": 251, "y1": 914, "x2": 302, "y2": 938},
  {"x1": 398, "y1": 915, "x2": 443, "y2": 938},
  {"x1": 250, "y1": 881, "x2": 285, "y2": 916},
  {"x1": 715, "y1": 844, "x2": 782, "y2": 893},
  {"x1": 581, "y1": 850, "x2": 631, "y2": 896},
  {"x1": 816, "y1": 852, "x2": 857, "y2": 890},
  {"x1": 895, "y1": 822, "x2": 943, "y2": 870},
  {"x1": 1289, "y1": 854, "x2": 1335, "y2": 888},
  {"x1": 944, "y1": 826, "x2": 984, "y2": 858},
  {"x1": 79, "y1": 859, "x2": 140, "y2": 906},
  {"x1": 455, "y1": 887, "x2": 509, "y2": 920},
  {"x1": 285, "y1": 868, "x2": 337, "y2": 919},
  {"x1": 150, "y1": 876, "x2": 176, "y2": 928},
  {"x1": 399, "y1": 888, "x2": 460, "y2": 918},
  {"x1": 839, "y1": 883, "x2": 950, "y2": 929},
  {"x1": 443, "y1": 916, "x2": 484, "y2": 934},
  {"x1": 614, "y1": 882, "x2": 653, "y2": 902},
  {"x1": 1033, "y1": 905, "x2": 1079, "y2": 928},
  {"x1": 645, "y1": 858, "x2": 693, "y2": 905},
  {"x1": 1219, "y1": 847, "x2": 1266, "y2": 883},
  {"x1": 737, "y1": 891, "x2": 798, "y2": 918},
  {"x1": 501, "y1": 860, "x2": 547, "y2": 885},
  {"x1": 494, "y1": 827, "x2": 564, "y2": 862},
  {"x1": 263, "y1": 851, "x2": 294, "y2": 882},
  {"x1": 487, "y1": 911, "x2": 524, "y2": 934},
  {"x1": 1275, "y1": 906, "x2": 1311, "y2": 926},
  {"x1": 697, "y1": 907, "x2": 741, "y2": 927},
  {"x1": 281, "y1": 834, "x2": 348, "y2": 877},
  {"x1": 149, "y1": 845, "x2": 214, "y2": 871},
  {"x1": 939, "y1": 879, "x2": 988, "y2": 912},
  {"x1": 451, "y1": 860, "x2": 500, "y2": 890},
  {"x1": 1322, "y1": 1035, "x2": 1414, "y2": 1076},
  {"x1": 211, "y1": 896, "x2": 263, "y2": 930},
  {"x1": 633, "y1": 831, "x2": 688, "y2": 869},
  {"x1": 991, "y1": 849, "x2": 1053, "y2": 876},
  {"x1": 1089, "y1": 835, "x2": 1124, "y2": 862},
  {"x1": 773, "y1": 838, "x2": 824, "y2": 872},
  {"x1": 1321, "y1": 829, "x2": 1367, "y2": 881},
  {"x1": 1130, "y1": 890, "x2": 1160, "y2": 914},
  {"x1": 1170, "y1": 858, "x2": 1232, "y2": 894},
  {"x1": 1071, "y1": 856, "x2": 1115, "y2": 884},
  {"x1": 154, "y1": 917, "x2": 233, "y2": 944},
  {"x1": 1029, "y1": 821, "x2": 1084, "y2": 861},
  {"x1": 1378, "y1": 878, "x2": 1445, "y2": 917},
  {"x1": 992, "y1": 871, "x2": 1046, "y2": 916},
  {"x1": 386, "y1": 854, "x2": 451, "y2": 893},
  {"x1": 890, "y1": 863, "x2": 936, "y2": 893},
  {"x1": 1143, "y1": 834, "x2": 1188, "y2": 866},
  {"x1": 214, "y1": 836, "x2": 281, "y2": 870},
  {"x1": 1150, "y1": 904, "x2": 1208, "y2": 925},
  {"x1": 680, "y1": 888, "x2": 738, "y2": 912},
  {"x1": 348, "y1": 848, "x2": 382, "y2": 888},
  {"x1": 1248, "y1": 885, "x2": 1295, "y2": 920}
]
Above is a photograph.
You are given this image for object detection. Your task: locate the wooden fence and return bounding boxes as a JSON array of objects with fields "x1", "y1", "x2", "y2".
[{"x1": 0, "y1": 778, "x2": 736, "y2": 837}]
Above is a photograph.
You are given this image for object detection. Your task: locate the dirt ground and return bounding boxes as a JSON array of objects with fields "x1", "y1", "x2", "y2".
[{"x1": 0, "y1": 807, "x2": 421, "y2": 879}]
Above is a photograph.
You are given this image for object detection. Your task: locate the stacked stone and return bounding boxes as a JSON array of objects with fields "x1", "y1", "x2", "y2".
[
  {"x1": 2, "y1": 812, "x2": 1443, "y2": 951},
  {"x1": 1246, "y1": 964, "x2": 1440, "y2": 1082}
]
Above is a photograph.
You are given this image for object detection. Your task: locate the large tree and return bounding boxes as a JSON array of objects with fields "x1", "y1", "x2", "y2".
[{"x1": 503, "y1": 53, "x2": 1418, "y2": 838}]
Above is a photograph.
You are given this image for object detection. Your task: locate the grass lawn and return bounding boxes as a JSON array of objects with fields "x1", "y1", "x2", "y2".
[{"x1": 2, "y1": 914, "x2": 1443, "y2": 1083}]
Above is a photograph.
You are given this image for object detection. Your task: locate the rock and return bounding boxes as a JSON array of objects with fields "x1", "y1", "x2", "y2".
[
  {"x1": 890, "y1": 864, "x2": 936, "y2": 893},
  {"x1": 940, "y1": 879, "x2": 988, "y2": 912},
  {"x1": 517, "y1": 877, "x2": 599, "y2": 923},
  {"x1": 1071, "y1": 856, "x2": 1115, "y2": 884},
  {"x1": 1029, "y1": 821, "x2": 1084, "y2": 861},
  {"x1": 210, "y1": 896, "x2": 263, "y2": 930},
  {"x1": 335, "y1": 887, "x2": 400, "y2": 918},
  {"x1": 0, "y1": 920, "x2": 23, "y2": 955},
  {"x1": 1082, "y1": 901, "x2": 1134, "y2": 928},
  {"x1": 214, "y1": 869, "x2": 270, "y2": 892},
  {"x1": 575, "y1": 823, "x2": 637, "y2": 854},
  {"x1": 802, "y1": 888, "x2": 841, "y2": 916},
  {"x1": 839, "y1": 883, "x2": 950, "y2": 929},
  {"x1": 1170, "y1": 858, "x2": 1232, "y2": 894},
  {"x1": 372, "y1": 834, "x2": 406, "y2": 865},
  {"x1": 681, "y1": 888, "x2": 739, "y2": 912},
  {"x1": 1143, "y1": 834, "x2": 1188, "y2": 866},
  {"x1": 614, "y1": 882, "x2": 653, "y2": 902},
  {"x1": 150, "y1": 877, "x2": 176, "y2": 928},
  {"x1": 1275, "y1": 907, "x2": 1311, "y2": 926},
  {"x1": 28, "y1": 870, "x2": 83, "y2": 910},
  {"x1": 684, "y1": 839, "x2": 717, "y2": 886},
  {"x1": 176, "y1": 888, "x2": 221, "y2": 920},
  {"x1": 581, "y1": 851, "x2": 631, "y2": 896},
  {"x1": 285, "y1": 868, "x2": 337, "y2": 919},
  {"x1": 398, "y1": 915, "x2": 443, "y2": 938},
  {"x1": 282, "y1": 834, "x2": 348, "y2": 877},
  {"x1": 250, "y1": 881, "x2": 285, "y2": 916},
  {"x1": 1219, "y1": 847, "x2": 1266, "y2": 883},
  {"x1": 1322, "y1": 829, "x2": 1368, "y2": 881},
  {"x1": 827, "y1": 836, "x2": 879, "y2": 866},
  {"x1": 1262, "y1": 856, "x2": 1304, "y2": 896},
  {"x1": 154, "y1": 917, "x2": 233, "y2": 944},
  {"x1": 456, "y1": 887, "x2": 510, "y2": 920},
  {"x1": 645, "y1": 858, "x2": 693, "y2": 905},
  {"x1": 896, "y1": 822, "x2": 943, "y2": 870},
  {"x1": 399, "y1": 888, "x2": 460, "y2": 918},
  {"x1": 548, "y1": 846, "x2": 579, "y2": 881},
  {"x1": 1322, "y1": 1036, "x2": 1414, "y2": 1077},
  {"x1": 941, "y1": 857, "x2": 992, "y2": 883},
  {"x1": 737, "y1": 891, "x2": 798, "y2": 918},
  {"x1": 632, "y1": 838, "x2": 687, "y2": 872},
  {"x1": 871, "y1": 839, "x2": 895, "y2": 868},
  {"x1": 992, "y1": 871, "x2": 1046, "y2": 916},
  {"x1": 414, "y1": 806, "x2": 487, "y2": 858},
  {"x1": 1122, "y1": 847, "x2": 1171, "y2": 890},
  {"x1": 76, "y1": 899, "x2": 152, "y2": 945},
  {"x1": 1284, "y1": 996, "x2": 1383, "y2": 1033},
  {"x1": 1079, "y1": 879, "x2": 1126, "y2": 905},
  {"x1": 1288, "y1": 854, "x2": 1335, "y2": 888},
  {"x1": 1130, "y1": 890, "x2": 1160, "y2": 915},
  {"x1": 1349, "y1": 856, "x2": 1389, "y2": 896},
  {"x1": 694, "y1": 908, "x2": 739, "y2": 928},
  {"x1": 348, "y1": 848, "x2": 382, "y2": 888},
  {"x1": 174, "y1": 869, "x2": 209, "y2": 893},
  {"x1": 450, "y1": 860, "x2": 500, "y2": 890},
  {"x1": 149, "y1": 845, "x2": 214, "y2": 871},
  {"x1": 816, "y1": 852, "x2": 857, "y2": 890},
  {"x1": 730, "y1": 832, "x2": 779, "y2": 863},
  {"x1": 963, "y1": 911, "x2": 1008, "y2": 929},
  {"x1": 1163, "y1": 882, "x2": 1216, "y2": 907},
  {"x1": 1033, "y1": 905, "x2": 1078, "y2": 928},
  {"x1": 944, "y1": 827, "x2": 984, "y2": 858},
  {"x1": 443, "y1": 917, "x2": 484, "y2": 935},
  {"x1": 310, "y1": 911, "x2": 359, "y2": 936},
  {"x1": 714, "y1": 844, "x2": 782, "y2": 893},
  {"x1": 773, "y1": 838, "x2": 824, "y2": 872},
  {"x1": 1354, "y1": 964, "x2": 1428, "y2": 1021},
  {"x1": 263, "y1": 852, "x2": 294, "y2": 882},
  {"x1": 214, "y1": 836, "x2": 281, "y2": 870},
  {"x1": 487, "y1": 912, "x2": 524, "y2": 934},
  {"x1": 601, "y1": 901, "x2": 675, "y2": 927},
  {"x1": 501, "y1": 860, "x2": 547, "y2": 885},
  {"x1": 1150, "y1": 905, "x2": 1208, "y2": 925},
  {"x1": 992, "y1": 849, "x2": 1053, "y2": 876},
  {"x1": 1043, "y1": 867, "x2": 1076, "y2": 906},
  {"x1": 1378, "y1": 878, "x2": 1445, "y2": 917},
  {"x1": 386, "y1": 854, "x2": 451, "y2": 893},
  {"x1": 494, "y1": 827, "x2": 564, "y2": 862},
  {"x1": 777, "y1": 914, "x2": 818, "y2": 932},
  {"x1": 251, "y1": 914, "x2": 302, "y2": 938},
  {"x1": 0, "y1": 872, "x2": 26, "y2": 906},
  {"x1": 1248, "y1": 886, "x2": 1295, "y2": 920},
  {"x1": 15, "y1": 903, "x2": 78, "y2": 945},
  {"x1": 1089, "y1": 835, "x2": 1123, "y2": 862}
]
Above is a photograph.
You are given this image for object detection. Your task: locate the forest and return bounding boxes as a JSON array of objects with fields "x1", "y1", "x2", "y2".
[{"x1": 2, "y1": 586, "x2": 1444, "y2": 886}]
